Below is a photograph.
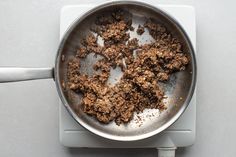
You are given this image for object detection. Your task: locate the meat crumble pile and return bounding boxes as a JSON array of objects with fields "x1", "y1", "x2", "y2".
[{"x1": 66, "y1": 10, "x2": 189, "y2": 125}]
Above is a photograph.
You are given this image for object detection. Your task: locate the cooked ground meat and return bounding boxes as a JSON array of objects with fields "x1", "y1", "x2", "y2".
[
  {"x1": 137, "y1": 24, "x2": 145, "y2": 35},
  {"x1": 130, "y1": 26, "x2": 134, "y2": 31},
  {"x1": 66, "y1": 10, "x2": 189, "y2": 125}
]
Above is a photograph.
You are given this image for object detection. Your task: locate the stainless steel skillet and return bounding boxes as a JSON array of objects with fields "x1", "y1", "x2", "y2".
[{"x1": 0, "y1": 1, "x2": 196, "y2": 141}]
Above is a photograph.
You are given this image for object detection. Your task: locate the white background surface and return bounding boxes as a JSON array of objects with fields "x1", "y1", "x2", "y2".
[{"x1": 0, "y1": 0, "x2": 236, "y2": 157}]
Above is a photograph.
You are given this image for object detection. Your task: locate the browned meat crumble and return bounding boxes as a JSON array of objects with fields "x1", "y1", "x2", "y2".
[
  {"x1": 66, "y1": 10, "x2": 189, "y2": 125},
  {"x1": 137, "y1": 24, "x2": 145, "y2": 35}
]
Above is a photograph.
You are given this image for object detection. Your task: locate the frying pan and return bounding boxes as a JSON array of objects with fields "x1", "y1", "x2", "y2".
[{"x1": 0, "y1": 1, "x2": 196, "y2": 141}]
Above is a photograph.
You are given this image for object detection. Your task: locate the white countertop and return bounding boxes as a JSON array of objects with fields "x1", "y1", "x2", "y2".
[{"x1": 0, "y1": 0, "x2": 236, "y2": 157}]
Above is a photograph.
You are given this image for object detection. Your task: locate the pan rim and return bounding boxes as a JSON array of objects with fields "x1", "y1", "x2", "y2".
[{"x1": 54, "y1": 0, "x2": 197, "y2": 141}]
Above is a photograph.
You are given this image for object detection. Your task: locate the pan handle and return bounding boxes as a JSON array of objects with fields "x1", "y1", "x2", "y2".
[{"x1": 0, "y1": 67, "x2": 54, "y2": 83}]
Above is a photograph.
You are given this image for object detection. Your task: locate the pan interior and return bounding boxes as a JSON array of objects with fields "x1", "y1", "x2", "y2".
[{"x1": 56, "y1": 2, "x2": 195, "y2": 140}]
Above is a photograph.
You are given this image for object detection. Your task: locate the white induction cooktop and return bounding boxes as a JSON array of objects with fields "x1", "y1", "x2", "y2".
[{"x1": 59, "y1": 3, "x2": 196, "y2": 148}]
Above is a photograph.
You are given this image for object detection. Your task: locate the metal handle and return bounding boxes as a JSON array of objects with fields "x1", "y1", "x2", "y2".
[
  {"x1": 157, "y1": 147, "x2": 176, "y2": 157},
  {"x1": 0, "y1": 67, "x2": 54, "y2": 83}
]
